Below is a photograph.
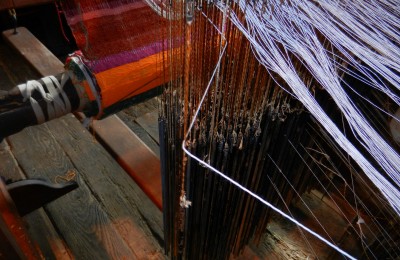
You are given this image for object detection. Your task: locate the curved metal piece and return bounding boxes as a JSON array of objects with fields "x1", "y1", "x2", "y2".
[{"x1": 7, "y1": 179, "x2": 79, "y2": 216}]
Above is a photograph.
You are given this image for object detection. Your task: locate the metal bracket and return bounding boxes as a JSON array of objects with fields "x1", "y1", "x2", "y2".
[{"x1": 6, "y1": 178, "x2": 78, "y2": 216}]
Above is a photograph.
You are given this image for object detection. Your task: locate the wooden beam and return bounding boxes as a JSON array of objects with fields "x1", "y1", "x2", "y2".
[
  {"x1": 3, "y1": 26, "x2": 163, "y2": 209},
  {"x1": 92, "y1": 115, "x2": 162, "y2": 210},
  {"x1": 136, "y1": 110, "x2": 160, "y2": 144},
  {"x1": 2, "y1": 27, "x2": 64, "y2": 76},
  {"x1": 0, "y1": 0, "x2": 53, "y2": 11}
]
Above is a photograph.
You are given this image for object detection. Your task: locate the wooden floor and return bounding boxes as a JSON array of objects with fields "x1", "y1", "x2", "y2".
[{"x1": 0, "y1": 38, "x2": 165, "y2": 259}]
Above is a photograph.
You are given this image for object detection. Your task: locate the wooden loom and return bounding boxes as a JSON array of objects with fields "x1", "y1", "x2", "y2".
[{"x1": 1, "y1": 0, "x2": 400, "y2": 259}]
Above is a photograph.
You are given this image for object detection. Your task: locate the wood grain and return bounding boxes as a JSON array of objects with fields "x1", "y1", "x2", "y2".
[
  {"x1": 119, "y1": 97, "x2": 159, "y2": 119},
  {"x1": 2, "y1": 27, "x2": 64, "y2": 77},
  {"x1": 0, "y1": 43, "x2": 39, "y2": 89},
  {"x1": 2, "y1": 25, "x2": 166, "y2": 258},
  {"x1": 0, "y1": 39, "x2": 73, "y2": 259},
  {"x1": 90, "y1": 115, "x2": 163, "y2": 210},
  {"x1": 7, "y1": 124, "x2": 135, "y2": 259},
  {"x1": 0, "y1": 140, "x2": 72, "y2": 259},
  {"x1": 4, "y1": 26, "x2": 163, "y2": 211},
  {"x1": 136, "y1": 111, "x2": 160, "y2": 144},
  {"x1": 47, "y1": 114, "x2": 164, "y2": 258},
  {"x1": 117, "y1": 111, "x2": 160, "y2": 158}
]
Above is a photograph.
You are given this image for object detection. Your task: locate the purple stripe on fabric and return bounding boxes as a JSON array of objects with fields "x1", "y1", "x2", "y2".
[{"x1": 86, "y1": 40, "x2": 165, "y2": 73}]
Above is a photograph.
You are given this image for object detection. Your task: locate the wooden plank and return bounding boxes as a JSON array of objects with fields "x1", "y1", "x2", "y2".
[
  {"x1": 92, "y1": 115, "x2": 163, "y2": 210},
  {"x1": 0, "y1": 140, "x2": 73, "y2": 259},
  {"x1": 117, "y1": 111, "x2": 160, "y2": 158},
  {"x1": 2, "y1": 27, "x2": 64, "y2": 77},
  {"x1": 8, "y1": 123, "x2": 137, "y2": 259},
  {"x1": 117, "y1": 97, "x2": 160, "y2": 154},
  {"x1": 119, "y1": 97, "x2": 159, "y2": 119},
  {"x1": 0, "y1": 42, "x2": 39, "y2": 90},
  {"x1": 0, "y1": 0, "x2": 54, "y2": 11},
  {"x1": 46, "y1": 115, "x2": 164, "y2": 258},
  {"x1": 0, "y1": 140, "x2": 24, "y2": 181},
  {"x1": 136, "y1": 110, "x2": 160, "y2": 144}
]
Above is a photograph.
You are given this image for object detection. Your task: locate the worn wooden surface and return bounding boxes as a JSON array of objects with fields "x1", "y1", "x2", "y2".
[
  {"x1": 8, "y1": 117, "x2": 164, "y2": 259},
  {"x1": 92, "y1": 115, "x2": 163, "y2": 210},
  {"x1": 117, "y1": 98, "x2": 160, "y2": 158},
  {"x1": 0, "y1": 140, "x2": 72, "y2": 259},
  {"x1": 3, "y1": 27, "x2": 64, "y2": 77},
  {"x1": 0, "y1": 39, "x2": 37, "y2": 89},
  {"x1": 0, "y1": 31, "x2": 165, "y2": 258},
  {"x1": 0, "y1": 36, "x2": 71, "y2": 259},
  {"x1": 135, "y1": 110, "x2": 160, "y2": 144}
]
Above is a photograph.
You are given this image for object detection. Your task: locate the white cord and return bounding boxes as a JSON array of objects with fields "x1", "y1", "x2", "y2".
[{"x1": 17, "y1": 75, "x2": 73, "y2": 124}]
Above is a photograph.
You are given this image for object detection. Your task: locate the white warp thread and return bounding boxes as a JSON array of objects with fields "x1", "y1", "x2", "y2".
[
  {"x1": 213, "y1": 0, "x2": 400, "y2": 216},
  {"x1": 182, "y1": 0, "x2": 400, "y2": 257}
]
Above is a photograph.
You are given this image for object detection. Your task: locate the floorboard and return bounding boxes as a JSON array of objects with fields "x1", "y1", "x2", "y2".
[
  {"x1": 1, "y1": 139, "x2": 72, "y2": 259},
  {"x1": 136, "y1": 110, "x2": 160, "y2": 144},
  {"x1": 117, "y1": 111, "x2": 160, "y2": 158},
  {"x1": 0, "y1": 40, "x2": 38, "y2": 90},
  {"x1": 91, "y1": 115, "x2": 163, "y2": 210},
  {"x1": 47, "y1": 115, "x2": 164, "y2": 257},
  {"x1": 8, "y1": 123, "x2": 136, "y2": 259}
]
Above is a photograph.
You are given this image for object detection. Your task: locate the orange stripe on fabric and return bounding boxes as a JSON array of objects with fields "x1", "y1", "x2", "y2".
[{"x1": 94, "y1": 50, "x2": 168, "y2": 108}]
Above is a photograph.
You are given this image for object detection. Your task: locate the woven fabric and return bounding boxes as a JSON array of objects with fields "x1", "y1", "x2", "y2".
[
  {"x1": 62, "y1": 0, "x2": 167, "y2": 73},
  {"x1": 61, "y1": 0, "x2": 168, "y2": 110}
]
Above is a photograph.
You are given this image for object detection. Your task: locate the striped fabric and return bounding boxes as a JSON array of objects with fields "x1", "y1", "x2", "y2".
[{"x1": 61, "y1": 0, "x2": 168, "y2": 110}]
